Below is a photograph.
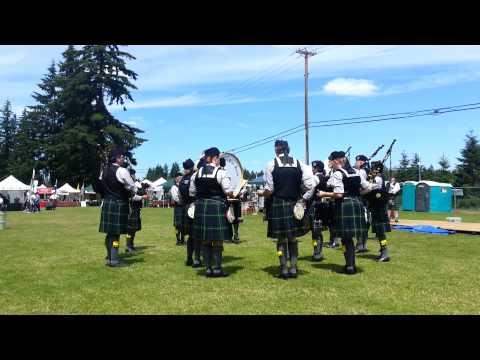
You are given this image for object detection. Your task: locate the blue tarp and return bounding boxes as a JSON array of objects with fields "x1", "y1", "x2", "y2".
[{"x1": 392, "y1": 224, "x2": 455, "y2": 235}]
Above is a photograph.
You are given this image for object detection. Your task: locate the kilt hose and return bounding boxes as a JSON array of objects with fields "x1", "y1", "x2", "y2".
[
  {"x1": 127, "y1": 206, "x2": 142, "y2": 233},
  {"x1": 193, "y1": 198, "x2": 232, "y2": 246},
  {"x1": 99, "y1": 198, "x2": 129, "y2": 235},
  {"x1": 370, "y1": 200, "x2": 391, "y2": 234},
  {"x1": 267, "y1": 197, "x2": 309, "y2": 240},
  {"x1": 173, "y1": 205, "x2": 184, "y2": 229},
  {"x1": 333, "y1": 197, "x2": 368, "y2": 239}
]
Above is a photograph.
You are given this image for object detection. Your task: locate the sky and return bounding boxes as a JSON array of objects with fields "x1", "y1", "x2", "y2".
[{"x1": 1, "y1": 45, "x2": 479, "y2": 178}]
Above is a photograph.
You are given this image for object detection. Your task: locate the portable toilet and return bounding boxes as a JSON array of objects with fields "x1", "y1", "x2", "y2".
[
  {"x1": 401, "y1": 181, "x2": 418, "y2": 211},
  {"x1": 415, "y1": 181, "x2": 452, "y2": 212}
]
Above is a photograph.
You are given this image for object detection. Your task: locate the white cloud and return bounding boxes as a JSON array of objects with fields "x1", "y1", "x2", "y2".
[{"x1": 323, "y1": 78, "x2": 379, "y2": 97}]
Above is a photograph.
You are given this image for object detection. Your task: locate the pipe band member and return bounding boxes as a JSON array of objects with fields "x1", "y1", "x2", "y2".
[
  {"x1": 317, "y1": 151, "x2": 379, "y2": 275},
  {"x1": 171, "y1": 172, "x2": 185, "y2": 246},
  {"x1": 354, "y1": 154, "x2": 371, "y2": 253},
  {"x1": 99, "y1": 148, "x2": 146, "y2": 268},
  {"x1": 180, "y1": 158, "x2": 202, "y2": 268},
  {"x1": 125, "y1": 168, "x2": 149, "y2": 253},
  {"x1": 386, "y1": 177, "x2": 401, "y2": 223},
  {"x1": 369, "y1": 161, "x2": 391, "y2": 262},
  {"x1": 189, "y1": 147, "x2": 233, "y2": 278},
  {"x1": 303, "y1": 160, "x2": 333, "y2": 262},
  {"x1": 260, "y1": 140, "x2": 314, "y2": 279}
]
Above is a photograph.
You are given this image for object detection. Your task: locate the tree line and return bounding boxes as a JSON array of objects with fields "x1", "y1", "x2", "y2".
[{"x1": 0, "y1": 45, "x2": 144, "y2": 186}]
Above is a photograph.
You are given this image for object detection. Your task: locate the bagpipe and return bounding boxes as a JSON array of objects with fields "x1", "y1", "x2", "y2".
[{"x1": 365, "y1": 139, "x2": 396, "y2": 204}]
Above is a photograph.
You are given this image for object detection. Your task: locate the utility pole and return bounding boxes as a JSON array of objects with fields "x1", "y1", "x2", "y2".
[{"x1": 296, "y1": 48, "x2": 317, "y2": 164}]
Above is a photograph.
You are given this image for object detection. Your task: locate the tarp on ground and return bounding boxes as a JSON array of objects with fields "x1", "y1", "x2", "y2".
[{"x1": 392, "y1": 224, "x2": 455, "y2": 235}]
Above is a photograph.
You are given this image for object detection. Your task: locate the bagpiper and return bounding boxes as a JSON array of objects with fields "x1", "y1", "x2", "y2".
[
  {"x1": 189, "y1": 147, "x2": 233, "y2": 277},
  {"x1": 259, "y1": 140, "x2": 314, "y2": 279},
  {"x1": 171, "y1": 172, "x2": 185, "y2": 246}
]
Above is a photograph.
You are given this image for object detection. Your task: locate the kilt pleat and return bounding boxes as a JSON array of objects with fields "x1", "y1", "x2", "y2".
[
  {"x1": 370, "y1": 200, "x2": 391, "y2": 233},
  {"x1": 173, "y1": 206, "x2": 184, "y2": 228},
  {"x1": 99, "y1": 198, "x2": 129, "y2": 235},
  {"x1": 181, "y1": 205, "x2": 193, "y2": 235},
  {"x1": 193, "y1": 198, "x2": 232, "y2": 242},
  {"x1": 127, "y1": 207, "x2": 142, "y2": 232},
  {"x1": 267, "y1": 197, "x2": 309, "y2": 239},
  {"x1": 333, "y1": 197, "x2": 368, "y2": 239}
]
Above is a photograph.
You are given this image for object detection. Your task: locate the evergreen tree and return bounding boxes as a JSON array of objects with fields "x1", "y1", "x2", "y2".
[
  {"x1": 0, "y1": 100, "x2": 18, "y2": 179},
  {"x1": 438, "y1": 154, "x2": 450, "y2": 171},
  {"x1": 395, "y1": 151, "x2": 410, "y2": 182},
  {"x1": 456, "y1": 131, "x2": 480, "y2": 186},
  {"x1": 163, "y1": 163, "x2": 169, "y2": 179},
  {"x1": 169, "y1": 162, "x2": 180, "y2": 178}
]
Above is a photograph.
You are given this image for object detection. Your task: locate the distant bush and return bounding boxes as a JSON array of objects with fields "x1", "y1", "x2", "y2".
[{"x1": 458, "y1": 197, "x2": 480, "y2": 209}]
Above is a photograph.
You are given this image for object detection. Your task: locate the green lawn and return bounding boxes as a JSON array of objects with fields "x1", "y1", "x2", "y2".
[
  {"x1": 399, "y1": 209, "x2": 480, "y2": 223},
  {"x1": 0, "y1": 207, "x2": 479, "y2": 314}
]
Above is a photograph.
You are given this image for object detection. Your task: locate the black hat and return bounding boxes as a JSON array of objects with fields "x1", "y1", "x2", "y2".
[
  {"x1": 311, "y1": 160, "x2": 324, "y2": 171},
  {"x1": 219, "y1": 157, "x2": 226, "y2": 167},
  {"x1": 355, "y1": 154, "x2": 368, "y2": 162},
  {"x1": 197, "y1": 157, "x2": 206, "y2": 169},
  {"x1": 108, "y1": 148, "x2": 125, "y2": 163},
  {"x1": 183, "y1": 159, "x2": 195, "y2": 170},
  {"x1": 274, "y1": 139, "x2": 289, "y2": 148},
  {"x1": 329, "y1": 151, "x2": 345, "y2": 160},
  {"x1": 204, "y1": 147, "x2": 221, "y2": 157}
]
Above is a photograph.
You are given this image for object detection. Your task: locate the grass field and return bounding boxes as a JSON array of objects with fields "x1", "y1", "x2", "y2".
[{"x1": 1, "y1": 207, "x2": 479, "y2": 314}]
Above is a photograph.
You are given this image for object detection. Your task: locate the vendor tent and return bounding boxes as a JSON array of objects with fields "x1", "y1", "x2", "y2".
[
  {"x1": 152, "y1": 177, "x2": 167, "y2": 188},
  {"x1": 248, "y1": 175, "x2": 266, "y2": 186},
  {"x1": 0, "y1": 175, "x2": 31, "y2": 204},
  {"x1": 57, "y1": 183, "x2": 80, "y2": 196}
]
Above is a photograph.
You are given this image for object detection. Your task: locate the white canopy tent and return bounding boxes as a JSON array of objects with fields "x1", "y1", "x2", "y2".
[
  {"x1": 0, "y1": 175, "x2": 31, "y2": 204},
  {"x1": 56, "y1": 183, "x2": 81, "y2": 198},
  {"x1": 151, "y1": 177, "x2": 167, "y2": 187}
]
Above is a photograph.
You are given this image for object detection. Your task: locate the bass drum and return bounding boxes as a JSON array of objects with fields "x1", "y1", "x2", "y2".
[{"x1": 220, "y1": 152, "x2": 247, "y2": 198}]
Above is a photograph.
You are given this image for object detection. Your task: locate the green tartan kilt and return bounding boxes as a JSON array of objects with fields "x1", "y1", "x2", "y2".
[
  {"x1": 333, "y1": 197, "x2": 368, "y2": 239},
  {"x1": 267, "y1": 197, "x2": 309, "y2": 239},
  {"x1": 181, "y1": 205, "x2": 192, "y2": 236},
  {"x1": 371, "y1": 200, "x2": 391, "y2": 233},
  {"x1": 388, "y1": 196, "x2": 401, "y2": 211},
  {"x1": 127, "y1": 207, "x2": 142, "y2": 233},
  {"x1": 193, "y1": 198, "x2": 232, "y2": 244},
  {"x1": 308, "y1": 200, "x2": 331, "y2": 233},
  {"x1": 99, "y1": 198, "x2": 129, "y2": 235},
  {"x1": 173, "y1": 205, "x2": 184, "y2": 229}
]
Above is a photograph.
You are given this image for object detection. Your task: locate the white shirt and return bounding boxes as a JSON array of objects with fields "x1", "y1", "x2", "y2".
[
  {"x1": 303, "y1": 173, "x2": 320, "y2": 201},
  {"x1": 327, "y1": 167, "x2": 379, "y2": 194},
  {"x1": 388, "y1": 182, "x2": 401, "y2": 195},
  {"x1": 171, "y1": 184, "x2": 181, "y2": 204},
  {"x1": 114, "y1": 164, "x2": 142, "y2": 201},
  {"x1": 264, "y1": 154, "x2": 314, "y2": 195},
  {"x1": 0, "y1": 197, "x2": 3, "y2": 205},
  {"x1": 189, "y1": 164, "x2": 232, "y2": 197}
]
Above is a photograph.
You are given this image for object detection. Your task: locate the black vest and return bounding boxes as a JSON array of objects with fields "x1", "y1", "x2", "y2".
[
  {"x1": 102, "y1": 164, "x2": 131, "y2": 202},
  {"x1": 272, "y1": 156, "x2": 302, "y2": 201},
  {"x1": 179, "y1": 173, "x2": 193, "y2": 204},
  {"x1": 336, "y1": 168, "x2": 361, "y2": 197},
  {"x1": 195, "y1": 165, "x2": 225, "y2": 200},
  {"x1": 315, "y1": 172, "x2": 331, "y2": 192}
]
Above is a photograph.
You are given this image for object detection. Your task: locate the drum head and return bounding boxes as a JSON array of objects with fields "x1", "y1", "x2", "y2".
[{"x1": 220, "y1": 152, "x2": 245, "y2": 197}]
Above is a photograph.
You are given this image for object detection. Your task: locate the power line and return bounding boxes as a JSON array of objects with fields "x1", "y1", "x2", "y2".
[{"x1": 227, "y1": 101, "x2": 480, "y2": 155}]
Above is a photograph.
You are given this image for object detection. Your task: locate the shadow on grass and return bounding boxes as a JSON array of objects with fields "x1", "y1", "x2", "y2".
[
  {"x1": 222, "y1": 255, "x2": 244, "y2": 264},
  {"x1": 261, "y1": 265, "x2": 310, "y2": 278},
  {"x1": 196, "y1": 265, "x2": 244, "y2": 277},
  {"x1": 357, "y1": 253, "x2": 379, "y2": 262},
  {"x1": 312, "y1": 262, "x2": 364, "y2": 274},
  {"x1": 122, "y1": 257, "x2": 146, "y2": 265}
]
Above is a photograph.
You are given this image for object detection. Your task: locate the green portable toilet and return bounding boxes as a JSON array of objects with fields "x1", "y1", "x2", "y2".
[
  {"x1": 415, "y1": 181, "x2": 452, "y2": 212},
  {"x1": 401, "y1": 181, "x2": 417, "y2": 211}
]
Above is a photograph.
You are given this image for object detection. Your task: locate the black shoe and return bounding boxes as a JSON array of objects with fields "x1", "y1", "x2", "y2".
[
  {"x1": 205, "y1": 268, "x2": 213, "y2": 277},
  {"x1": 125, "y1": 247, "x2": 136, "y2": 254},
  {"x1": 186, "y1": 258, "x2": 193, "y2": 266},
  {"x1": 192, "y1": 260, "x2": 202, "y2": 268},
  {"x1": 212, "y1": 269, "x2": 229, "y2": 277},
  {"x1": 176, "y1": 241, "x2": 183, "y2": 246},
  {"x1": 377, "y1": 255, "x2": 390, "y2": 262},
  {"x1": 312, "y1": 254, "x2": 325, "y2": 262},
  {"x1": 344, "y1": 266, "x2": 357, "y2": 275},
  {"x1": 288, "y1": 267, "x2": 298, "y2": 278}
]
